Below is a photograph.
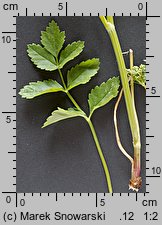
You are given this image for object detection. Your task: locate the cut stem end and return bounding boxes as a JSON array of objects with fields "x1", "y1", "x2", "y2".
[{"x1": 129, "y1": 176, "x2": 142, "y2": 192}]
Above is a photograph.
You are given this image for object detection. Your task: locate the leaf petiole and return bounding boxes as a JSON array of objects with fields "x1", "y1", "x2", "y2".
[
  {"x1": 86, "y1": 117, "x2": 113, "y2": 192},
  {"x1": 56, "y1": 58, "x2": 113, "y2": 192}
]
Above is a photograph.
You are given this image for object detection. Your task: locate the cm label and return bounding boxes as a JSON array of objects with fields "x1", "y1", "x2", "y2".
[{"x1": 3, "y1": 3, "x2": 18, "y2": 10}]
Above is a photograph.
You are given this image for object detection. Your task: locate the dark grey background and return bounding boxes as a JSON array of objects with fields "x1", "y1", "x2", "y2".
[{"x1": 16, "y1": 17, "x2": 146, "y2": 193}]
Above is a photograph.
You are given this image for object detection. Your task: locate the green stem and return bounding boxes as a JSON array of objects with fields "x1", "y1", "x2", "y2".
[
  {"x1": 56, "y1": 57, "x2": 82, "y2": 111},
  {"x1": 56, "y1": 62, "x2": 113, "y2": 192},
  {"x1": 58, "y1": 68, "x2": 82, "y2": 111},
  {"x1": 86, "y1": 118, "x2": 113, "y2": 193},
  {"x1": 100, "y1": 16, "x2": 138, "y2": 143},
  {"x1": 106, "y1": 16, "x2": 114, "y2": 24},
  {"x1": 100, "y1": 16, "x2": 141, "y2": 190},
  {"x1": 58, "y1": 68, "x2": 67, "y2": 90},
  {"x1": 56, "y1": 58, "x2": 67, "y2": 89},
  {"x1": 129, "y1": 49, "x2": 135, "y2": 101},
  {"x1": 66, "y1": 91, "x2": 82, "y2": 111}
]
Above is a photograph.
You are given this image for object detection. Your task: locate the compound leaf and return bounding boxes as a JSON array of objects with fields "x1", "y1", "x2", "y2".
[
  {"x1": 19, "y1": 80, "x2": 64, "y2": 99},
  {"x1": 59, "y1": 41, "x2": 85, "y2": 68},
  {"x1": 27, "y1": 44, "x2": 58, "y2": 71},
  {"x1": 88, "y1": 77, "x2": 120, "y2": 116},
  {"x1": 67, "y1": 58, "x2": 100, "y2": 90},
  {"x1": 42, "y1": 107, "x2": 86, "y2": 128},
  {"x1": 41, "y1": 20, "x2": 65, "y2": 58}
]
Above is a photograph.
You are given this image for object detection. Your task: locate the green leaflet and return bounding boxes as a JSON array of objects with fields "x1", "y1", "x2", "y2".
[
  {"x1": 19, "y1": 80, "x2": 64, "y2": 99},
  {"x1": 41, "y1": 20, "x2": 65, "y2": 58},
  {"x1": 42, "y1": 107, "x2": 86, "y2": 128},
  {"x1": 127, "y1": 64, "x2": 146, "y2": 89},
  {"x1": 88, "y1": 77, "x2": 120, "y2": 117},
  {"x1": 67, "y1": 58, "x2": 100, "y2": 90},
  {"x1": 27, "y1": 44, "x2": 58, "y2": 71},
  {"x1": 59, "y1": 41, "x2": 85, "y2": 68},
  {"x1": 28, "y1": 21, "x2": 84, "y2": 71}
]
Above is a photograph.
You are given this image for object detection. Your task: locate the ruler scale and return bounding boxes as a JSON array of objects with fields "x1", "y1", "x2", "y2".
[{"x1": 0, "y1": 0, "x2": 161, "y2": 224}]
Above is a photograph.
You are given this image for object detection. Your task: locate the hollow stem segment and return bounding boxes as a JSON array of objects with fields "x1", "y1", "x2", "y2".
[
  {"x1": 56, "y1": 61, "x2": 113, "y2": 192},
  {"x1": 100, "y1": 16, "x2": 142, "y2": 191}
]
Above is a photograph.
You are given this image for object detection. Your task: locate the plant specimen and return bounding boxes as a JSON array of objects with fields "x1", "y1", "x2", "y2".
[
  {"x1": 19, "y1": 20, "x2": 120, "y2": 193},
  {"x1": 100, "y1": 16, "x2": 146, "y2": 191}
]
